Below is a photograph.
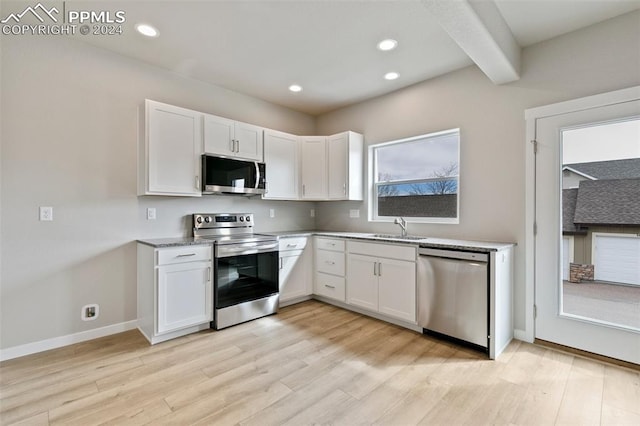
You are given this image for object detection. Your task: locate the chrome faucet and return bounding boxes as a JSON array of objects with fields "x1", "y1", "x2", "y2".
[{"x1": 394, "y1": 217, "x2": 407, "y2": 237}]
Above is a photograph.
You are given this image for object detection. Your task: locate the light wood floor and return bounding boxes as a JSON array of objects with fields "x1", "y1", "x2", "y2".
[{"x1": 1, "y1": 300, "x2": 639, "y2": 425}]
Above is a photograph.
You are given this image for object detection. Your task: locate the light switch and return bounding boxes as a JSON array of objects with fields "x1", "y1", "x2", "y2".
[
  {"x1": 147, "y1": 208, "x2": 156, "y2": 220},
  {"x1": 269, "y1": 209, "x2": 275, "y2": 218},
  {"x1": 310, "y1": 209, "x2": 315, "y2": 218}
]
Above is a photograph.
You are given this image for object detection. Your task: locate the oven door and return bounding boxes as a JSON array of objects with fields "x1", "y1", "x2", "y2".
[{"x1": 214, "y1": 241, "x2": 279, "y2": 309}]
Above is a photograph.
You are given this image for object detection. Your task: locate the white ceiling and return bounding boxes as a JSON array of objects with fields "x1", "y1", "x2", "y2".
[{"x1": 47, "y1": 1, "x2": 640, "y2": 114}]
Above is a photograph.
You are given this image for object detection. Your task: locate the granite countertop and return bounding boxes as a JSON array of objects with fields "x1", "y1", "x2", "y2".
[
  {"x1": 139, "y1": 231, "x2": 514, "y2": 252},
  {"x1": 137, "y1": 237, "x2": 214, "y2": 248},
  {"x1": 267, "y1": 231, "x2": 514, "y2": 252}
]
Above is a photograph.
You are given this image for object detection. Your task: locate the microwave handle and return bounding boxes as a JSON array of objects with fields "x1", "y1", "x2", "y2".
[{"x1": 255, "y1": 162, "x2": 260, "y2": 189}]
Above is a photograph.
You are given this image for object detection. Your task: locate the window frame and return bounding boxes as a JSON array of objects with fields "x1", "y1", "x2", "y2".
[{"x1": 368, "y1": 128, "x2": 461, "y2": 224}]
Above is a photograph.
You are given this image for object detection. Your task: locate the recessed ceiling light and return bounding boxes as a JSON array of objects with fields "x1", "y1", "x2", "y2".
[
  {"x1": 377, "y1": 39, "x2": 398, "y2": 51},
  {"x1": 384, "y1": 72, "x2": 399, "y2": 80},
  {"x1": 289, "y1": 84, "x2": 303, "y2": 93},
  {"x1": 136, "y1": 23, "x2": 159, "y2": 37}
]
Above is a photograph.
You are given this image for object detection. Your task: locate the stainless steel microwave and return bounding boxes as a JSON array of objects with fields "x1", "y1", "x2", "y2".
[{"x1": 201, "y1": 155, "x2": 266, "y2": 195}]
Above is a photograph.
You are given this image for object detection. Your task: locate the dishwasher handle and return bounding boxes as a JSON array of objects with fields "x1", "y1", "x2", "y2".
[{"x1": 418, "y1": 247, "x2": 488, "y2": 262}]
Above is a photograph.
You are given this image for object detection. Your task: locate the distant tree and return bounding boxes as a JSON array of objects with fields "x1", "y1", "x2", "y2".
[
  {"x1": 377, "y1": 173, "x2": 399, "y2": 196},
  {"x1": 409, "y1": 162, "x2": 458, "y2": 195}
]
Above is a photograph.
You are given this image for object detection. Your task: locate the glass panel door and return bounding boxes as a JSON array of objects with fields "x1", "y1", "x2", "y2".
[
  {"x1": 561, "y1": 120, "x2": 640, "y2": 331},
  {"x1": 534, "y1": 98, "x2": 640, "y2": 364}
]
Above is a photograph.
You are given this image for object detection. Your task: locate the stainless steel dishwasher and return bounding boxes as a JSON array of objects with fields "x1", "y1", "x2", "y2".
[{"x1": 417, "y1": 248, "x2": 489, "y2": 351}]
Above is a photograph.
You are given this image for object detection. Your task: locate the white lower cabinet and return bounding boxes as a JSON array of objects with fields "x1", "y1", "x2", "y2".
[
  {"x1": 157, "y1": 261, "x2": 212, "y2": 334},
  {"x1": 313, "y1": 237, "x2": 346, "y2": 302},
  {"x1": 279, "y1": 237, "x2": 312, "y2": 306},
  {"x1": 138, "y1": 243, "x2": 213, "y2": 344},
  {"x1": 346, "y1": 241, "x2": 417, "y2": 324}
]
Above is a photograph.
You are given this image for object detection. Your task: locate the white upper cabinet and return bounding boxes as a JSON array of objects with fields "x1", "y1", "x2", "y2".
[
  {"x1": 328, "y1": 131, "x2": 364, "y2": 201},
  {"x1": 263, "y1": 129, "x2": 299, "y2": 200},
  {"x1": 299, "y1": 132, "x2": 364, "y2": 201},
  {"x1": 139, "y1": 100, "x2": 202, "y2": 197},
  {"x1": 300, "y1": 136, "x2": 328, "y2": 200},
  {"x1": 203, "y1": 113, "x2": 263, "y2": 161}
]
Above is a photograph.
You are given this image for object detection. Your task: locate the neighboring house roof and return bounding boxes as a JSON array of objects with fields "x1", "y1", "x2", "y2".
[
  {"x1": 563, "y1": 158, "x2": 640, "y2": 180},
  {"x1": 562, "y1": 188, "x2": 585, "y2": 234},
  {"x1": 573, "y1": 178, "x2": 640, "y2": 226}
]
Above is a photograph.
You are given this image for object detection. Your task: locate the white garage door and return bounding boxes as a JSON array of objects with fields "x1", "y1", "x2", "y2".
[{"x1": 594, "y1": 234, "x2": 640, "y2": 285}]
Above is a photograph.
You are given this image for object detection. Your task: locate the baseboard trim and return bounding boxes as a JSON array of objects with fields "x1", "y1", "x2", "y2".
[
  {"x1": 513, "y1": 328, "x2": 529, "y2": 342},
  {"x1": 0, "y1": 320, "x2": 138, "y2": 362}
]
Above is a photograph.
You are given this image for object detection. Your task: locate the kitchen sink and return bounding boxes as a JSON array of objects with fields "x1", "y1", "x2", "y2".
[{"x1": 369, "y1": 234, "x2": 427, "y2": 241}]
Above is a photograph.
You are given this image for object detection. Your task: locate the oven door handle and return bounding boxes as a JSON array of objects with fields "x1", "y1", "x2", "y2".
[{"x1": 216, "y1": 242, "x2": 278, "y2": 258}]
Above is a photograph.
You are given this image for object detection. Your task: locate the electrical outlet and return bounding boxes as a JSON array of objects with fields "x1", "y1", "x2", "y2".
[
  {"x1": 147, "y1": 208, "x2": 156, "y2": 220},
  {"x1": 81, "y1": 304, "x2": 99, "y2": 321},
  {"x1": 39, "y1": 206, "x2": 53, "y2": 221},
  {"x1": 310, "y1": 209, "x2": 315, "y2": 218},
  {"x1": 349, "y1": 209, "x2": 360, "y2": 218},
  {"x1": 269, "y1": 209, "x2": 275, "y2": 218}
]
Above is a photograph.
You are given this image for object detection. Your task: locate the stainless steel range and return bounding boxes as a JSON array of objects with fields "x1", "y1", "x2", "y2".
[{"x1": 193, "y1": 213, "x2": 279, "y2": 329}]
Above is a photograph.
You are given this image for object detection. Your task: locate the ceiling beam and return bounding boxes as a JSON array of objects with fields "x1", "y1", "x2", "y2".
[{"x1": 422, "y1": 0, "x2": 521, "y2": 84}]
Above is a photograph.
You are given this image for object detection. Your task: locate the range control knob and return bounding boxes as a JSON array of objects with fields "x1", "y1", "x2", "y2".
[
  {"x1": 239, "y1": 216, "x2": 244, "y2": 222},
  {"x1": 246, "y1": 216, "x2": 251, "y2": 222},
  {"x1": 196, "y1": 216, "x2": 203, "y2": 224},
  {"x1": 204, "y1": 216, "x2": 212, "y2": 223}
]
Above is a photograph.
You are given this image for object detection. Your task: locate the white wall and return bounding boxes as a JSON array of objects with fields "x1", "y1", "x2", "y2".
[
  {"x1": 0, "y1": 36, "x2": 316, "y2": 350},
  {"x1": 314, "y1": 11, "x2": 640, "y2": 332}
]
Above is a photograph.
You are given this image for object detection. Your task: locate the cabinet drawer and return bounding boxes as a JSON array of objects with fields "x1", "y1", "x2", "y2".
[
  {"x1": 347, "y1": 241, "x2": 416, "y2": 262},
  {"x1": 157, "y1": 245, "x2": 212, "y2": 265},
  {"x1": 315, "y1": 272, "x2": 345, "y2": 301},
  {"x1": 315, "y1": 237, "x2": 345, "y2": 252},
  {"x1": 279, "y1": 237, "x2": 308, "y2": 251},
  {"x1": 316, "y1": 249, "x2": 345, "y2": 276}
]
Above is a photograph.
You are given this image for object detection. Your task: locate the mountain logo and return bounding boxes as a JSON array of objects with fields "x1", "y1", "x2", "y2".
[{"x1": 1, "y1": 3, "x2": 59, "y2": 24}]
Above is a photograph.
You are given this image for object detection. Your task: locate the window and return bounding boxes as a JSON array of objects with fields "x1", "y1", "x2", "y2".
[{"x1": 369, "y1": 129, "x2": 460, "y2": 223}]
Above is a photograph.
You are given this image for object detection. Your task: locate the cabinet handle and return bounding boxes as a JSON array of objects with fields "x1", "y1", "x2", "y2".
[
  {"x1": 343, "y1": 183, "x2": 346, "y2": 195},
  {"x1": 230, "y1": 139, "x2": 235, "y2": 152},
  {"x1": 176, "y1": 253, "x2": 197, "y2": 257},
  {"x1": 236, "y1": 140, "x2": 240, "y2": 153},
  {"x1": 279, "y1": 257, "x2": 283, "y2": 269},
  {"x1": 207, "y1": 267, "x2": 211, "y2": 282},
  {"x1": 325, "y1": 260, "x2": 335, "y2": 265},
  {"x1": 302, "y1": 184, "x2": 306, "y2": 196},
  {"x1": 195, "y1": 176, "x2": 200, "y2": 190},
  {"x1": 378, "y1": 262, "x2": 382, "y2": 277},
  {"x1": 286, "y1": 244, "x2": 297, "y2": 248},
  {"x1": 373, "y1": 262, "x2": 377, "y2": 276},
  {"x1": 324, "y1": 284, "x2": 336, "y2": 289}
]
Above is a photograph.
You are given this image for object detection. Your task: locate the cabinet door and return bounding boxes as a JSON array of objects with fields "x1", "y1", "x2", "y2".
[
  {"x1": 378, "y1": 258, "x2": 416, "y2": 323},
  {"x1": 157, "y1": 261, "x2": 212, "y2": 334},
  {"x1": 234, "y1": 121, "x2": 264, "y2": 161},
  {"x1": 279, "y1": 250, "x2": 308, "y2": 302},
  {"x1": 203, "y1": 113, "x2": 235, "y2": 156},
  {"x1": 146, "y1": 101, "x2": 202, "y2": 196},
  {"x1": 263, "y1": 130, "x2": 298, "y2": 199},
  {"x1": 346, "y1": 254, "x2": 378, "y2": 311},
  {"x1": 300, "y1": 137, "x2": 327, "y2": 199},
  {"x1": 328, "y1": 132, "x2": 348, "y2": 200}
]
